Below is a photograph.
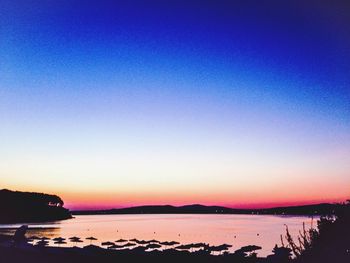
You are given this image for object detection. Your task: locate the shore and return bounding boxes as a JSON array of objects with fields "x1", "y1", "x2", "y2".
[{"x1": 0, "y1": 234, "x2": 272, "y2": 263}]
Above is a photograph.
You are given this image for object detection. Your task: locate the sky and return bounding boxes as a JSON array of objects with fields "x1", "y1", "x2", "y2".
[{"x1": 1, "y1": 0, "x2": 350, "y2": 210}]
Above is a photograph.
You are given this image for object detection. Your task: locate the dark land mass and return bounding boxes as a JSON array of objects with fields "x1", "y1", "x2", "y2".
[
  {"x1": 1, "y1": 200, "x2": 349, "y2": 263},
  {"x1": 73, "y1": 203, "x2": 338, "y2": 216},
  {"x1": 0, "y1": 242, "x2": 267, "y2": 263},
  {"x1": 0, "y1": 189, "x2": 72, "y2": 223}
]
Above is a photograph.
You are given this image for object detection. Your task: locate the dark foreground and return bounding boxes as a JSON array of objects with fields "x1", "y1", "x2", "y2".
[
  {"x1": 1, "y1": 201, "x2": 349, "y2": 263},
  {"x1": 0, "y1": 242, "x2": 267, "y2": 263}
]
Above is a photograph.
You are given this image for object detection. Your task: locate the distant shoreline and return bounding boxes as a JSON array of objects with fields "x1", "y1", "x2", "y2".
[{"x1": 71, "y1": 203, "x2": 337, "y2": 216}]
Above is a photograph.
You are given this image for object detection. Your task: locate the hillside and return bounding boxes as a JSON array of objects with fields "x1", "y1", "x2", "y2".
[
  {"x1": 72, "y1": 203, "x2": 337, "y2": 216},
  {"x1": 0, "y1": 189, "x2": 72, "y2": 223}
]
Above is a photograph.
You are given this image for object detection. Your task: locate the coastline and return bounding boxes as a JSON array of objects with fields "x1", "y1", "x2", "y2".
[
  {"x1": 0, "y1": 213, "x2": 315, "y2": 257},
  {"x1": 71, "y1": 203, "x2": 337, "y2": 216},
  {"x1": 0, "y1": 234, "x2": 270, "y2": 263}
]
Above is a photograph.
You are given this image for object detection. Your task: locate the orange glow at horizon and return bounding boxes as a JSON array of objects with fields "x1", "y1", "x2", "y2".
[
  {"x1": 2, "y1": 141, "x2": 349, "y2": 211},
  {"x1": 8, "y1": 185, "x2": 347, "y2": 211},
  {"x1": 3, "y1": 176, "x2": 350, "y2": 210},
  {"x1": 62, "y1": 194, "x2": 349, "y2": 211}
]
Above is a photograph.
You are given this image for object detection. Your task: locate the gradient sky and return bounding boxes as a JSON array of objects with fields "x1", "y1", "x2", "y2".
[{"x1": 1, "y1": 0, "x2": 350, "y2": 210}]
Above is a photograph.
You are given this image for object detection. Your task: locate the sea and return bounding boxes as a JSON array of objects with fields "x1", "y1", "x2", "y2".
[{"x1": 0, "y1": 214, "x2": 316, "y2": 256}]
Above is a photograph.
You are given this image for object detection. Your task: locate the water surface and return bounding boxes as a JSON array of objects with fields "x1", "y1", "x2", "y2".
[{"x1": 0, "y1": 214, "x2": 316, "y2": 256}]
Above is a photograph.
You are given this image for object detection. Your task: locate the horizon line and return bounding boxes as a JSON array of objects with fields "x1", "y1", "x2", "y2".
[{"x1": 69, "y1": 201, "x2": 341, "y2": 212}]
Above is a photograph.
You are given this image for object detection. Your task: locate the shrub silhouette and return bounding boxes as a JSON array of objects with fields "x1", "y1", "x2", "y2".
[{"x1": 282, "y1": 201, "x2": 350, "y2": 263}]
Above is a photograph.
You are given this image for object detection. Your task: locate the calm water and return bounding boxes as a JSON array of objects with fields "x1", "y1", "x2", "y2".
[{"x1": 0, "y1": 214, "x2": 316, "y2": 256}]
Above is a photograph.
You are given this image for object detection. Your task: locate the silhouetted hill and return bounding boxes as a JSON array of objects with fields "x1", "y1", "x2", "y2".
[
  {"x1": 0, "y1": 189, "x2": 72, "y2": 223},
  {"x1": 255, "y1": 203, "x2": 337, "y2": 215},
  {"x1": 73, "y1": 203, "x2": 338, "y2": 216}
]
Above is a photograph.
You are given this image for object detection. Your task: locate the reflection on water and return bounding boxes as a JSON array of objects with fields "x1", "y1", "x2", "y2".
[
  {"x1": 0, "y1": 214, "x2": 315, "y2": 256},
  {"x1": 0, "y1": 227, "x2": 60, "y2": 238}
]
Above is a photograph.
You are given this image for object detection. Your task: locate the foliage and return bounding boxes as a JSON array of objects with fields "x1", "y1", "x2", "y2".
[
  {"x1": 282, "y1": 201, "x2": 350, "y2": 263},
  {"x1": 0, "y1": 189, "x2": 71, "y2": 223}
]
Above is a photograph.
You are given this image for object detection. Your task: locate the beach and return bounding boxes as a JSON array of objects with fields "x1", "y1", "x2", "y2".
[{"x1": 0, "y1": 234, "x2": 269, "y2": 263}]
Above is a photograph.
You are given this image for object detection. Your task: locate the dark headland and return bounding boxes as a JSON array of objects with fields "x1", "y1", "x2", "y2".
[{"x1": 0, "y1": 189, "x2": 72, "y2": 224}]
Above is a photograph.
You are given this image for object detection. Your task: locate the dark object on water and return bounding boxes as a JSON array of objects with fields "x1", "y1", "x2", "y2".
[
  {"x1": 53, "y1": 237, "x2": 66, "y2": 242},
  {"x1": 207, "y1": 244, "x2": 231, "y2": 252},
  {"x1": 35, "y1": 240, "x2": 49, "y2": 247},
  {"x1": 235, "y1": 245, "x2": 262, "y2": 254},
  {"x1": 167, "y1": 241, "x2": 180, "y2": 246},
  {"x1": 191, "y1": 243, "x2": 208, "y2": 249},
  {"x1": 86, "y1": 237, "x2": 97, "y2": 244},
  {"x1": 175, "y1": 244, "x2": 193, "y2": 250},
  {"x1": 101, "y1": 241, "x2": 115, "y2": 246},
  {"x1": 147, "y1": 239, "x2": 160, "y2": 243},
  {"x1": 135, "y1": 240, "x2": 148, "y2": 245},
  {"x1": 122, "y1": 242, "x2": 136, "y2": 247},
  {"x1": 146, "y1": 243, "x2": 161, "y2": 249},
  {"x1": 115, "y1": 239, "x2": 127, "y2": 243},
  {"x1": 53, "y1": 237, "x2": 66, "y2": 247},
  {"x1": 13, "y1": 225, "x2": 28, "y2": 245},
  {"x1": 70, "y1": 237, "x2": 83, "y2": 245}
]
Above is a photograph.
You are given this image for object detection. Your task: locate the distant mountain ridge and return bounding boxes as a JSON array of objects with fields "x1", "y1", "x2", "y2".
[{"x1": 72, "y1": 203, "x2": 338, "y2": 216}]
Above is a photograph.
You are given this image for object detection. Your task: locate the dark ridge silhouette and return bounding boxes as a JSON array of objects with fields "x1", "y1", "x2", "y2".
[
  {"x1": 0, "y1": 189, "x2": 72, "y2": 223},
  {"x1": 72, "y1": 203, "x2": 338, "y2": 216}
]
